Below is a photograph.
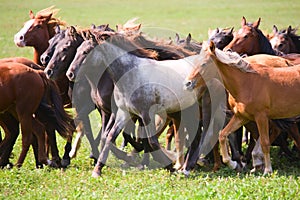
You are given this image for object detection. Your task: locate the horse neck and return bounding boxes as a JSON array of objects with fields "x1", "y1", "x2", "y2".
[
  {"x1": 98, "y1": 43, "x2": 138, "y2": 82},
  {"x1": 257, "y1": 29, "x2": 276, "y2": 55},
  {"x1": 213, "y1": 58, "x2": 247, "y2": 98}
]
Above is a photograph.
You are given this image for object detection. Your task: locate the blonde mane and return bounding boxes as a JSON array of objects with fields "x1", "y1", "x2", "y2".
[
  {"x1": 36, "y1": 6, "x2": 66, "y2": 27},
  {"x1": 214, "y1": 47, "x2": 256, "y2": 73}
]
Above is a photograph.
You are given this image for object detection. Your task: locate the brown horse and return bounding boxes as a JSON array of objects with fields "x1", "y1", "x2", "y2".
[
  {"x1": 0, "y1": 57, "x2": 74, "y2": 168},
  {"x1": 184, "y1": 41, "x2": 300, "y2": 175},
  {"x1": 0, "y1": 61, "x2": 73, "y2": 167},
  {"x1": 14, "y1": 6, "x2": 65, "y2": 65},
  {"x1": 269, "y1": 25, "x2": 300, "y2": 54},
  {"x1": 224, "y1": 16, "x2": 277, "y2": 56}
]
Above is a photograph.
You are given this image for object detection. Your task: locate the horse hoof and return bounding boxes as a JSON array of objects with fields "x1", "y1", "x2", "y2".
[
  {"x1": 136, "y1": 164, "x2": 145, "y2": 171},
  {"x1": 61, "y1": 159, "x2": 71, "y2": 168},
  {"x1": 91, "y1": 171, "x2": 101, "y2": 178},
  {"x1": 250, "y1": 164, "x2": 264, "y2": 173},
  {"x1": 234, "y1": 162, "x2": 246, "y2": 173}
]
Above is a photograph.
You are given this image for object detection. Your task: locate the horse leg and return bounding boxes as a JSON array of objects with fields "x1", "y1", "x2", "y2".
[
  {"x1": 286, "y1": 123, "x2": 300, "y2": 155},
  {"x1": 165, "y1": 123, "x2": 174, "y2": 150},
  {"x1": 46, "y1": 127, "x2": 62, "y2": 168},
  {"x1": 255, "y1": 114, "x2": 272, "y2": 175},
  {"x1": 212, "y1": 141, "x2": 222, "y2": 172},
  {"x1": 219, "y1": 114, "x2": 248, "y2": 171},
  {"x1": 142, "y1": 112, "x2": 173, "y2": 172},
  {"x1": 32, "y1": 118, "x2": 48, "y2": 165},
  {"x1": 69, "y1": 121, "x2": 83, "y2": 159},
  {"x1": 16, "y1": 115, "x2": 36, "y2": 167},
  {"x1": 31, "y1": 135, "x2": 44, "y2": 168},
  {"x1": 173, "y1": 117, "x2": 186, "y2": 170},
  {"x1": 0, "y1": 113, "x2": 19, "y2": 167},
  {"x1": 92, "y1": 109, "x2": 130, "y2": 177}
]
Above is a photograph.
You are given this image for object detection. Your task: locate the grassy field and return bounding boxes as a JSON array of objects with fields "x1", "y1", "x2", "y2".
[{"x1": 1, "y1": 0, "x2": 300, "y2": 199}]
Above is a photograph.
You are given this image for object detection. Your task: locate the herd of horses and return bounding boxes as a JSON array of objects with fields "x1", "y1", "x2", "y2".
[{"x1": 1, "y1": 6, "x2": 300, "y2": 177}]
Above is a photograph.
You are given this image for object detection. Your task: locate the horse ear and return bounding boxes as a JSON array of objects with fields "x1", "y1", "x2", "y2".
[
  {"x1": 229, "y1": 27, "x2": 234, "y2": 34},
  {"x1": 273, "y1": 25, "x2": 278, "y2": 34},
  {"x1": 186, "y1": 33, "x2": 192, "y2": 44},
  {"x1": 175, "y1": 33, "x2": 180, "y2": 43},
  {"x1": 209, "y1": 41, "x2": 216, "y2": 53},
  {"x1": 91, "y1": 24, "x2": 96, "y2": 29},
  {"x1": 68, "y1": 26, "x2": 77, "y2": 36},
  {"x1": 253, "y1": 17, "x2": 261, "y2": 29},
  {"x1": 29, "y1": 10, "x2": 35, "y2": 19},
  {"x1": 287, "y1": 25, "x2": 292, "y2": 34},
  {"x1": 241, "y1": 16, "x2": 247, "y2": 26}
]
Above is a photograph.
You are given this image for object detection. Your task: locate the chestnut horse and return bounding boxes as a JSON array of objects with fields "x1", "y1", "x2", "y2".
[
  {"x1": 269, "y1": 25, "x2": 300, "y2": 54},
  {"x1": 184, "y1": 41, "x2": 300, "y2": 175},
  {"x1": 14, "y1": 6, "x2": 65, "y2": 65},
  {"x1": 0, "y1": 61, "x2": 73, "y2": 167},
  {"x1": 224, "y1": 17, "x2": 277, "y2": 56}
]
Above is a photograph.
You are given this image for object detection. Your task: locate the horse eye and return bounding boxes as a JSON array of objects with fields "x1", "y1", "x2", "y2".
[
  {"x1": 244, "y1": 35, "x2": 248, "y2": 39},
  {"x1": 36, "y1": 25, "x2": 41, "y2": 29}
]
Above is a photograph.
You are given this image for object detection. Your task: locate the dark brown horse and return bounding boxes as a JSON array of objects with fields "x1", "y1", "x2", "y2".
[
  {"x1": 270, "y1": 25, "x2": 300, "y2": 54},
  {"x1": 0, "y1": 61, "x2": 73, "y2": 167}
]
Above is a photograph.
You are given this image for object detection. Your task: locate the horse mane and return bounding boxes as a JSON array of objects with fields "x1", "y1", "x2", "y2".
[
  {"x1": 35, "y1": 6, "x2": 66, "y2": 38},
  {"x1": 100, "y1": 33, "x2": 158, "y2": 59},
  {"x1": 255, "y1": 28, "x2": 276, "y2": 55},
  {"x1": 130, "y1": 33, "x2": 196, "y2": 60},
  {"x1": 213, "y1": 47, "x2": 255, "y2": 73}
]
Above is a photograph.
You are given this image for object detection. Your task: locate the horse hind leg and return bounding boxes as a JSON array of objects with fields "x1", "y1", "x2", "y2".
[
  {"x1": 219, "y1": 114, "x2": 248, "y2": 171},
  {"x1": 31, "y1": 118, "x2": 48, "y2": 165}
]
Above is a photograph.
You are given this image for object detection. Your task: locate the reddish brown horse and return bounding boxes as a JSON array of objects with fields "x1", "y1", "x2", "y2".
[
  {"x1": 224, "y1": 16, "x2": 277, "y2": 56},
  {"x1": 14, "y1": 6, "x2": 65, "y2": 65},
  {"x1": 0, "y1": 61, "x2": 73, "y2": 167},
  {"x1": 184, "y1": 41, "x2": 300, "y2": 175},
  {"x1": 0, "y1": 57, "x2": 74, "y2": 168}
]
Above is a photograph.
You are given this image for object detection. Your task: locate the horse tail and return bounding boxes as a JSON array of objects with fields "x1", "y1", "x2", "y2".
[{"x1": 37, "y1": 71, "x2": 74, "y2": 141}]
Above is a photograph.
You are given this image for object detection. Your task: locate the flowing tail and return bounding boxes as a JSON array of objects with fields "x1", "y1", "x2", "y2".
[{"x1": 36, "y1": 71, "x2": 75, "y2": 141}]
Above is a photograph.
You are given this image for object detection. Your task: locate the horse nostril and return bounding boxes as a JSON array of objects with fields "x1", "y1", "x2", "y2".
[
  {"x1": 19, "y1": 35, "x2": 24, "y2": 41},
  {"x1": 67, "y1": 71, "x2": 74, "y2": 81},
  {"x1": 45, "y1": 69, "x2": 53, "y2": 78},
  {"x1": 185, "y1": 81, "x2": 192, "y2": 87}
]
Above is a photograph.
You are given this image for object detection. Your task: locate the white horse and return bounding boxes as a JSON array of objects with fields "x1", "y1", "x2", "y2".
[{"x1": 67, "y1": 34, "x2": 211, "y2": 177}]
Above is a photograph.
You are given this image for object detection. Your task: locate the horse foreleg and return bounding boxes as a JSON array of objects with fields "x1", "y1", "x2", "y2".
[
  {"x1": 255, "y1": 114, "x2": 272, "y2": 175},
  {"x1": 92, "y1": 109, "x2": 129, "y2": 178},
  {"x1": 173, "y1": 119, "x2": 186, "y2": 170},
  {"x1": 219, "y1": 114, "x2": 247, "y2": 171},
  {"x1": 69, "y1": 122, "x2": 83, "y2": 159}
]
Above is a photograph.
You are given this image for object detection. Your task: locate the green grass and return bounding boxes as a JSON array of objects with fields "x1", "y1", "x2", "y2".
[{"x1": 1, "y1": 0, "x2": 300, "y2": 199}]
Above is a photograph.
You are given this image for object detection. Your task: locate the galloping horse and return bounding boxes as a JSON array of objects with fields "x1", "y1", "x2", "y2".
[
  {"x1": 0, "y1": 57, "x2": 74, "y2": 168},
  {"x1": 14, "y1": 6, "x2": 65, "y2": 65},
  {"x1": 0, "y1": 61, "x2": 73, "y2": 167},
  {"x1": 66, "y1": 33, "x2": 213, "y2": 177},
  {"x1": 269, "y1": 25, "x2": 300, "y2": 54},
  {"x1": 184, "y1": 41, "x2": 300, "y2": 175}
]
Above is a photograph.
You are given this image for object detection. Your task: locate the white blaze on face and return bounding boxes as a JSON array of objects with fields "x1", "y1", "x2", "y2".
[
  {"x1": 14, "y1": 19, "x2": 34, "y2": 47},
  {"x1": 269, "y1": 37, "x2": 279, "y2": 49}
]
